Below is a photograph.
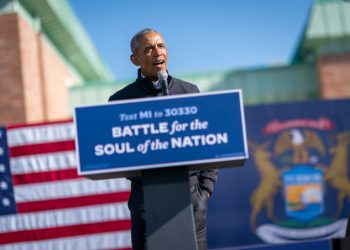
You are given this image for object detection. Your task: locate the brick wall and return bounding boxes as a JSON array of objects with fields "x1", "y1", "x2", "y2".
[
  {"x1": 17, "y1": 14, "x2": 45, "y2": 123},
  {"x1": 0, "y1": 14, "x2": 26, "y2": 124},
  {"x1": 317, "y1": 52, "x2": 350, "y2": 99},
  {"x1": 39, "y1": 33, "x2": 75, "y2": 121},
  {"x1": 0, "y1": 13, "x2": 77, "y2": 125}
]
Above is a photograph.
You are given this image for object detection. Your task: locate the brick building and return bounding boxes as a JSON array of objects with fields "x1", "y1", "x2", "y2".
[{"x1": 0, "y1": 0, "x2": 112, "y2": 125}]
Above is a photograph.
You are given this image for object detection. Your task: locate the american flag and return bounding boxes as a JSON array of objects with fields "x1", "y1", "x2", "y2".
[{"x1": 0, "y1": 120, "x2": 132, "y2": 250}]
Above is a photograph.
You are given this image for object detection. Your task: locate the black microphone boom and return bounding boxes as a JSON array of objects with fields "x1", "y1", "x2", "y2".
[{"x1": 157, "y1": 71, "x2": 170, "y2": 96}]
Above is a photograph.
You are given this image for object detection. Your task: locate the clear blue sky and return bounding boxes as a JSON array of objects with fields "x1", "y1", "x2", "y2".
[{"x1": 69, "y1": 0, "x2": 313, "y2": 81}]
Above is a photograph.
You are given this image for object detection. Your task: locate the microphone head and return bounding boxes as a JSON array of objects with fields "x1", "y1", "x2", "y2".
[{"x1": 157, "y1": 71, "x2": 168, "y2": 81}]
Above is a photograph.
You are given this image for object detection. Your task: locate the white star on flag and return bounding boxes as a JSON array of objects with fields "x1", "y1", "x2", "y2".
[
  {"x1": 0, "y1": 181, "x2": 8, "y2": 190},
  {"x1": 2, "y1": 197, "x2": 10, "y2": 207}
]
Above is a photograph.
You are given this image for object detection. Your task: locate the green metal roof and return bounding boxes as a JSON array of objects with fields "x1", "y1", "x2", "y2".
[
  {"x1": 174, "y1": 69, "x2": 231, "y2": 92},
  {"x1": 69, "y1": 81, "x2": 122, "y2": 112},
  {"x1": 0, "y1": 0, "x2": 113, "y2": 82},
  {"x1": 207, "y1": 64, "x2": 319, "y2": 105},
  {"x1": 293, "y1": 0, "x2": 350, "y2": 62}
]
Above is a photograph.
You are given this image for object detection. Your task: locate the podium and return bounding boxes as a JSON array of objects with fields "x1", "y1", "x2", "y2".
[{"x1": 74, "y1": 90, "x2": 248, "y2": 249}]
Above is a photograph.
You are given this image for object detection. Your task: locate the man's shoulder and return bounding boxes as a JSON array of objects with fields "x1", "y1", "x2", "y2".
[
  {"x1": 172, "y1": 77, "x2": 197, "y2": 88},
  {"x1": 108, "y1": 81, "x2": 138, "y2": 101},
  {"x1": 171, "y1": 77, "x2": 200, "y2": 94}
]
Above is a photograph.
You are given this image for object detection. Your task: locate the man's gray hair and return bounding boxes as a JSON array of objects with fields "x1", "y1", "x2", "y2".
[{"x1": 130, "y1": 28, "x2": 159, "y2": 55}]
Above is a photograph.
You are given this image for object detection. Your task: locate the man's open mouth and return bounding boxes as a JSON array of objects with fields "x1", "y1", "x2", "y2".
[{"x1": 153, "y1": 60, "x2": 165, "y2": 66}]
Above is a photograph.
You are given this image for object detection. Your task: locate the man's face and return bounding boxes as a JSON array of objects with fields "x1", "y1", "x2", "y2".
[{"x1": 131, "y1": 32, "x2": 168, "y2": 81}]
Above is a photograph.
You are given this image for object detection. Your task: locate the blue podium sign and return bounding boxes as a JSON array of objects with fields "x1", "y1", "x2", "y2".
[{"x1": 74, "y1": 90, "x2": 248, "y2": 179}]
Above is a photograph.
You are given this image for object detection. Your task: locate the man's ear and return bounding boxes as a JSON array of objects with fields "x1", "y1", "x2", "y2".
[{"x1": 130, "y1": 54, "x2": 140, "y2": 66}]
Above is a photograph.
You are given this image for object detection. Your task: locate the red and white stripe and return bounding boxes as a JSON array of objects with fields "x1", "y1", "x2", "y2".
[{"x1": 1, "y1": 120, "x2": 132, "y2": 250}]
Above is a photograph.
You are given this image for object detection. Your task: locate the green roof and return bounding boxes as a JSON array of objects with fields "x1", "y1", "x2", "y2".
[
  {"x1": 293, "y1": 0, "x2": 350, "y2": 62},
  {"x1": 0, "y1": 0, "x2": 113, "y2": 82},
  {"x1": 208, "y1": 64, "x2": 319, "y2": 105}
]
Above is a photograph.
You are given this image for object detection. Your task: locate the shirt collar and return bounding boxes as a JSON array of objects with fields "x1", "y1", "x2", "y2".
[{"x1": 140, "y1": 71, "x2": 161, "y2": 90}]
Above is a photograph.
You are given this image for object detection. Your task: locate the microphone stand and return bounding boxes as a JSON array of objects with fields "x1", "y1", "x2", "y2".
[
  {"x1": 142, "y1": 77, "x2": 198, "y2": 250},
  {"x1": 160, "y1": 79, "x2": 170, "y2": 96}
]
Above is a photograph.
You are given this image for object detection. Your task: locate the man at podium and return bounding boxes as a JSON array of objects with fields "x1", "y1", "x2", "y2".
[{"x1": 109, "y1": 28, "x2": 218, "y2": 250}]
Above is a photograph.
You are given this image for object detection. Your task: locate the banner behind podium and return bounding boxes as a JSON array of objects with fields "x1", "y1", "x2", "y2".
[
  {"x1": 74, "y1": 90, "x2": 248, "y2": 178},
  {"x1": 207, "y1": 98, "x2": 350, "y2": 249}
]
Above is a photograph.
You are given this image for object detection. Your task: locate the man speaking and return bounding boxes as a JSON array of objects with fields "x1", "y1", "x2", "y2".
[{"x1": 109, "y1": 28, "x2": 218, "y2": 250}]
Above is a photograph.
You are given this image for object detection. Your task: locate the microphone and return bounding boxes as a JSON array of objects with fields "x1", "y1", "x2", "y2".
[{"x1": 157, "y1": 71, "x2": 170, "y2": 96}]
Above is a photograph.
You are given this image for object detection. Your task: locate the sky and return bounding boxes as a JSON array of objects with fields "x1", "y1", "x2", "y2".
[{"x1": 68, "y1": 0, "x2": 313, "y2": 81}]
